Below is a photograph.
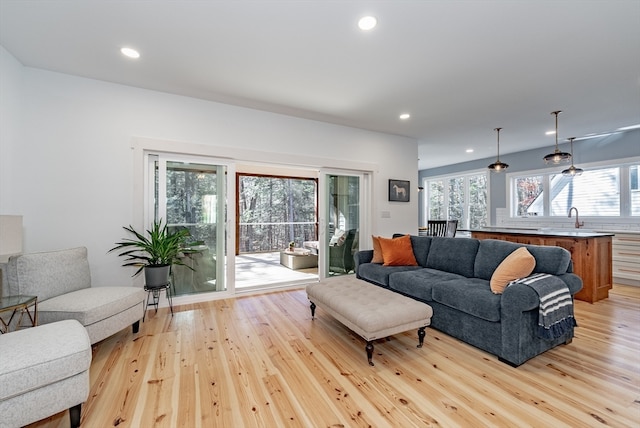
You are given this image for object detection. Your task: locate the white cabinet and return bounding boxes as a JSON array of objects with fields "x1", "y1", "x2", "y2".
[{"x1": 612, "y1": 233, "x2": 640, "y2": 286}]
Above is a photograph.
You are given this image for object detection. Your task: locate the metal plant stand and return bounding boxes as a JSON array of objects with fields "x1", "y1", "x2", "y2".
[{"x1": 143, "y1": 283, "x2": 173, "y2": 321}]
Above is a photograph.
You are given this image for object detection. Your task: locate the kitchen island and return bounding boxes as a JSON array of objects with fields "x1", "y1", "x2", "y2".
[{"x1": 470, "y1": 228, "x2": 614, "y2": 303}]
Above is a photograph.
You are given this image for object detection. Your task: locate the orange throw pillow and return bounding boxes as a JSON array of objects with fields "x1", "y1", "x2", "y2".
[
  {"x1": 371, "y1": 235, "x2": 384, "y2": 263},
  {"x1": 378, "y1": 235, "x2": 418, "y2": 266},
  {"x1": 490, "y1": 247, "x2": 536, "y2": 294}
]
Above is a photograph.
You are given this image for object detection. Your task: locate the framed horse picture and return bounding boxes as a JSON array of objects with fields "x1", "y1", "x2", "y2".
[{"x1": 388, "y1": 179, "x2": 410, "y2": 202}]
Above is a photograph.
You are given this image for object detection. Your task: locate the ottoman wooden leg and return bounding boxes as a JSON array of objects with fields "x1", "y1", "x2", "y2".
[
  {"x1": 310, "y1": 302, "x2": 316, "y2": 319},
  {"x1": 417, "y1": 327, "x2": 426, "y2": 348},
  {"x1": 366, "y1": 341, "x2": 374, "y2": 366}
]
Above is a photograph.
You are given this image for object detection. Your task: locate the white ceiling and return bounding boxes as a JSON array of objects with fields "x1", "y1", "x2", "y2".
[{"x1": 1, "y1": 1, "x2": 639, "y2": 170}]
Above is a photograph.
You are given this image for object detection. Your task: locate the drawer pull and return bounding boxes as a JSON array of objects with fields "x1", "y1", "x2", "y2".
[
  {"x1": 619, "y1": 268, "x2": 640, "y2": 274},
  {"x1": 618, "y1": 252, "x2": 640, "y2": 256}
]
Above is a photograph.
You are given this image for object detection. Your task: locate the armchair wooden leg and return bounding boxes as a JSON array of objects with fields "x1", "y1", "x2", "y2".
[{"x1": 69, "y1": 403, "x2": 82, "y2": 428}]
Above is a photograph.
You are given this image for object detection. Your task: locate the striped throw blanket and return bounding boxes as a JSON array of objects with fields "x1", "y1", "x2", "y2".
[{"x1": 509, "y1": 273, "x2": 577, "y2": 340}]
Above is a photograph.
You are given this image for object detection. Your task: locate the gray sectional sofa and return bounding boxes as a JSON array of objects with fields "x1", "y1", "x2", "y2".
[{"x1": 355, "y1": 236, "x2": 583, "y2": 366}]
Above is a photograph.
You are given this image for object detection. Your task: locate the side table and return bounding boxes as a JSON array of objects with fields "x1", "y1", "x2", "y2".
[
  {"x1": 0, "y1": 295, "x2": 37, "y2": 334},
  {"x1": 280, "y1": 249, "x2": 318, "y2": 270}
]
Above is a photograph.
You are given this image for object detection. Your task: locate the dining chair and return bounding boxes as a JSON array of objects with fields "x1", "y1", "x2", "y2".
[{"x1": 427, "y1": 220, "x2": 448, "y2": 237}]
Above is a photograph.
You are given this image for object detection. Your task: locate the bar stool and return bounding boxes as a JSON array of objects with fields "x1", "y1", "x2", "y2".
[{"x1": 143, "y1": 282, "x2": 173, "y2": 321}]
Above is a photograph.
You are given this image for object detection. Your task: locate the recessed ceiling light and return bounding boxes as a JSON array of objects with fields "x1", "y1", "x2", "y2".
[
  {"x1": 545, "y1": 130, "x2": 556, "y2": 135},
  {"x1": 466, "y1": 149, "x2": 474, "y2": 153},
  {"x1": 399, "y1": 113, "x2": 411, "y2": 120},
  {"x1": 358, "y1": 16, "x2": 377, "y2": 31},
  {"x1": 120, "y1": 47, "x2": 140, "y2": 59}
]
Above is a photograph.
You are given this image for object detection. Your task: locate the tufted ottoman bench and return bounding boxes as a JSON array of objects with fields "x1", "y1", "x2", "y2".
[{"x1": 306, "y1": 276, "x2": 433, "y2": 366}]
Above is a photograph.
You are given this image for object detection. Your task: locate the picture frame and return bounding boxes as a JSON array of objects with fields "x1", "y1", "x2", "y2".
[{"x1": 388, "y1": 179, "x2": 410, "y2": 202}]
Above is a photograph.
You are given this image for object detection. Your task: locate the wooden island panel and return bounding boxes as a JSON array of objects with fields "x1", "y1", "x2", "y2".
[{"x1": 471, "y1": 231, "x2": 612, "y2": 303}]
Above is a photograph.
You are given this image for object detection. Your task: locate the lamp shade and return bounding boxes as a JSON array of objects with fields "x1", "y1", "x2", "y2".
[
  {"x1": 0, "y1": 215, "x2": 23, "y2": 262},
  {"x1": 488, "y1": 127, "x2": 508, "y2": 172},
  {"x1": 561, "y1": 137, "x2": 583, "y2": 176},
  {"x1": 543, "y1": 111, "x2": 572, "y2": 164},
  {"x1": 562, "y1": 165, "x2": 584, "y2": 176}
]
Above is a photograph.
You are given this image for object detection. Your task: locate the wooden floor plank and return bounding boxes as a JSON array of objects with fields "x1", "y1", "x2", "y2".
[{"x1": 25, "y1": 284, "x2": 640, "y2": 428}]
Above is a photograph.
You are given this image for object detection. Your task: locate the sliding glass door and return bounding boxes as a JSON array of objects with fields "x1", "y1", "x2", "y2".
[
  {"x1": 322, "y1": 173, "x2": 362, "y2": 277},
  {"x1": 150, "y1": 155, "x2": 227, "y2": 295}
]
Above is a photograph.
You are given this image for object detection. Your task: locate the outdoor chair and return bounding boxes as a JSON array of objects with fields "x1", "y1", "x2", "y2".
[{"x1": 329, "y1": 229, "x2": 358, "y2": 274}]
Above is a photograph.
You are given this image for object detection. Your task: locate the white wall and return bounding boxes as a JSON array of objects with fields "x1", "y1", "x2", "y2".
[
  {"x1": 0, "y1": 46, "x2": 23, "y2": 213},
  {"x1": 0, "y1": 46, "x2": 418, "y2": 287}
]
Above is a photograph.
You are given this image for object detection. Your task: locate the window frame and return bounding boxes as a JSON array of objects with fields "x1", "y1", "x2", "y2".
[
  {"x1": 422, "y1": 168, "x2": 490, "y2": 229},
  {"x1": 507, "y1": 157, "x2": 640, "y2": 219}
]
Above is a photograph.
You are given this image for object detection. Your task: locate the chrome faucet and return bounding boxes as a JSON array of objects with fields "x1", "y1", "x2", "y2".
[{"x1": 568, "y1": 207, "x2": 584, "y2": 228}]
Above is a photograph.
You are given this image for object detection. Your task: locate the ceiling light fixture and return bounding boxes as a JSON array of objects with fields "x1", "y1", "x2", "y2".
[
  {"x1": 399, "y1": 113, "x2": 410, "y2": 120},
  {"x1": 358, "y1": 16, "x2": 377, "y2": 31},
  {"x1": 561, "y1": 137, "x2": 583, "y2": 176},
  {"x1": 488, "y1": 127, "x2": 508, "y2": 172},
  {"x1": 120, "y1": 47, "x2": 140, "y2": 59},
  {"x1": 543, "y1": 110, "x2": 572, "y2": 164}
]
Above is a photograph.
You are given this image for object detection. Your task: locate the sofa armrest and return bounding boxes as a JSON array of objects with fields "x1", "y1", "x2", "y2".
[
  {"x1": 501, "y1": 272, "x2": 581, "y2": 314},
  {"x1": 557, "y1": 273, "x2": 583, "y2": 295},
  {"x1": 354, "y1": 250, "x2": 373, "y2": 274},
  {"x1": 501, "y1": 283, "x2": 540, "y2": 314}
]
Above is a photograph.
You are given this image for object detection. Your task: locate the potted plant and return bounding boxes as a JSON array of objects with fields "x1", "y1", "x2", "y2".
[{"x1": 109, "y1": 219, "x2": 194, "y2": 287}]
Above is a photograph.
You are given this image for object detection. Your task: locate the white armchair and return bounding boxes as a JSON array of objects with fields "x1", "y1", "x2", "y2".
[{"x1": 5, "y1": 246, "x2": 146, "y2": 344}]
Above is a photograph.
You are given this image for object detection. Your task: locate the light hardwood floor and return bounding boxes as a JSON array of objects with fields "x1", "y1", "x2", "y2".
[{"x1": 29, "y1": 284, "x2": 639, "y2": 427}]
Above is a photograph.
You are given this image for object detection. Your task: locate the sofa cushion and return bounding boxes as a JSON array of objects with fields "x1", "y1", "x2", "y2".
[
  {"x1": 389, "y1": 268, "x2": 466, "y2": 302},
  {"x1": 474, "y1": 239, "x2": 572, "y2": 279},
  {"x1": 527, "y1": 245, "x2": 572, "y2": 275},
  {"x1": 490, "y1": 247, "x2": 536, "y2": 294},
  {"x1": 371, "y1": 236, "x2": 384, "y2": 263},
  {"x1": 378, "y1": 235, "x2": 418, "y2": 266},
  {"x1": 37, "y1": 286, "x2": 146, "y2": 327},
  {"x1": 329, "y1": 229, "x2": 346, "y2": 246},
  {"x1": 409, "y1": 235, "x2": 432, "y2": 267},
  {"x1": 425, "y1": 237, "x2": 480, "y2": 278},
  {"x1": 432, "y1": 278, "x2": 502, "y2": 322},
  {"x1": 7, "y1": 247, "x2": 90, "y2": 302},
  {"x1": 357, "y1": 263, "x2": 422, "y2": 287},
  {"x1": 0, "y1": 319, "x2": 91, "y2": 401}
]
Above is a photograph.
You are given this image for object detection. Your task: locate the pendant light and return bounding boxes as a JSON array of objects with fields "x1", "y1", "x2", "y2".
[
  {"x1": 488, "y1": 127, "x2": 508, "y2": 172},
  {"x1": 561, "y1": 137, "x2": 583, "y2": 176},
  {"x1": 543, "y1": 110, "x2": 572, "y2": 164}
]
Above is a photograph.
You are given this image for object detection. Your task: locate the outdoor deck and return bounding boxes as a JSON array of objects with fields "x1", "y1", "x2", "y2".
[{"x1": 235, "y1": 251, "x2": 319, "y2": 289}]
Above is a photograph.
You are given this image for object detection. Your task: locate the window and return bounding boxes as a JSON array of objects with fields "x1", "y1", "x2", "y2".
[
  {"x1": 511, "y1": 161, "x2": 639, "y2": 217},
  {"x1": 425, "y1": 171, "x2": 488, "y2": 229}
]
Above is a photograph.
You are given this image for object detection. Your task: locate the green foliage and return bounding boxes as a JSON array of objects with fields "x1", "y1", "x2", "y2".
[
  {"x1": 109, "y1": 219, "x2": 195, "y2": 276},
  {"x1": 238, "y1": 176, "x2": 318, "y2": 252}
]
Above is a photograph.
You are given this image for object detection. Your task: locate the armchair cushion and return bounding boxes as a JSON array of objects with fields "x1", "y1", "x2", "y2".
[
  {"x1": 38, "y1": 286, "x2": 146, "y2": 326},
  {"x1": 329, "y1": 229, "x2": 346, "y2": 246},
  {"x1": 7, "y1": 247, "x2": 90, "y2": 301}
]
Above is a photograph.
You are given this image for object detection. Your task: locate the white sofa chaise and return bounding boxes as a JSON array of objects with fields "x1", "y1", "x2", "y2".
[
  {"x1": 0, "y1": 319, "x2": 91, "y2": 428},
  {"x1": 5, "y1": 246, "x2": 146, "y2": 344}
]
